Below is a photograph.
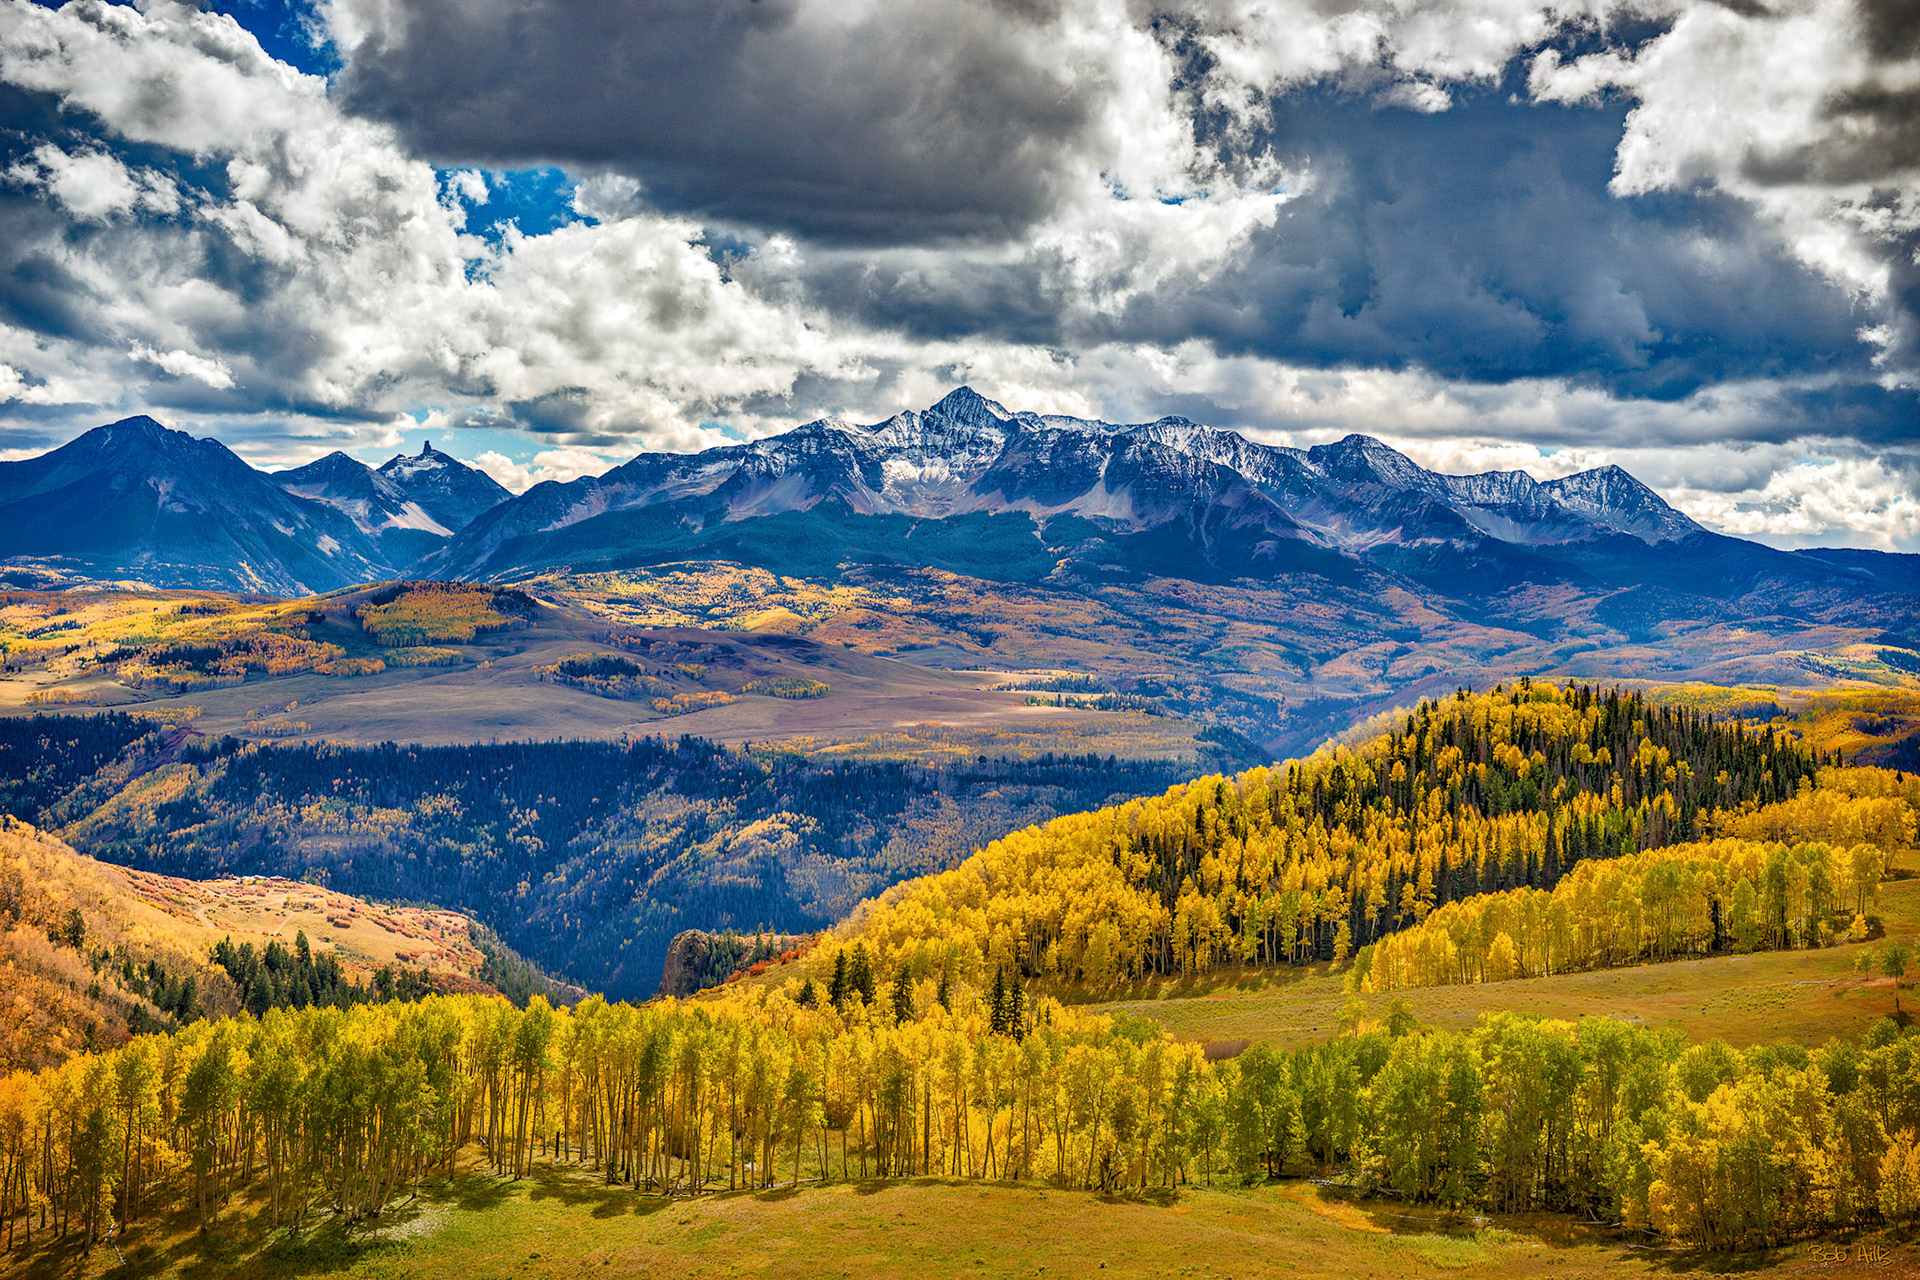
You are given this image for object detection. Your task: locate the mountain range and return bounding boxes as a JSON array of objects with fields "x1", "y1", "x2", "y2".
[
  {"x1": 429, "y1": 386, "x2": 1723, "y2": 594},
  {"x1": 0, "y1": 420, "x2": 506, "y2": 593},
  {"x1": 4, "y1": 388, "x2": 1916, "y2": 624}
]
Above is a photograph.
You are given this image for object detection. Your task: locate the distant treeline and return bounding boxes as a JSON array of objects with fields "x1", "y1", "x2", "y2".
[
  {"x1": 212, "y1": 932, "x2": 437, "y2": 1016},
  {"x1": 0, "y1": 720, "x2": 1205, "y2": 998}
]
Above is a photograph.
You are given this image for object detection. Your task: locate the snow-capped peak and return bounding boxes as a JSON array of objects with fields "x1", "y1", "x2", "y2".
[{"x1": 379, "y1": 442, "x2": 452, "y2": 480}]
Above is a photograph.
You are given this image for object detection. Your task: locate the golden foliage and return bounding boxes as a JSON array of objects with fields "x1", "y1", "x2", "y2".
[
  {"x1": 743, "y1": 676, "x2": 830, "y2": 699},
  {"x1": 314, "y1": 657, "x2": 386, "y2": 677},
  {"x1": 815, "y1": 684, "x2": 1837, "y2": 991},
  {"x1": 380, "y1": 646, "x2": 466, "y2": 668},
  {"x1": 357, "y1": 583, "x2": 531, "y2": 646}
]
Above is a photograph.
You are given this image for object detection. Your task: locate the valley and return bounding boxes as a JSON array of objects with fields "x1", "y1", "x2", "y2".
[
  {"x1": 0, "y1": 582, "x2": 1218, "y2": 759},
  {"x1": 3, "y1": 0, "x2": 1914, "y2": 1259}
]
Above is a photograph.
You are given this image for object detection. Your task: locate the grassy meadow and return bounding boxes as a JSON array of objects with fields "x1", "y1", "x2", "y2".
[
  {"x1": 9, "y1": 1159, "x2": 1917, "y2": 1280},
  {"x1": 1086, "y1": 858, "x2": 1920, "y2": 1053}
]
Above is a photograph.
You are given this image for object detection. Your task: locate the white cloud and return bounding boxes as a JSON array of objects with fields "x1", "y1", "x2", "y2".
[
  {"x1": 1669, "y1": 458, "x2": 1920, "y2": 551},
  {"x1": 445, "y1": 168, "x2": 488, "y2": 206},
  {"x1": 128, "y1": 343, "x2": 235, "y2": 390},
  {"x1": 1529, "y1": 0, "x2": 1920, "y2": 352},
  {"x1": 5, "y1": 143, "x2": 180, "y2": 222},
  {"x1": 0, "y1": 0, "x2": 884, "y2": 443},
  {"x1": 471, "y1": 447, "x2": 622, "y2": 493},
  {"x1": 0, "y1": 0, "x2": 1914, "y2": 553}
]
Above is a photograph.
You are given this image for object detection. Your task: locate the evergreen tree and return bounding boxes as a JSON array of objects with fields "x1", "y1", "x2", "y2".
[
  {"x1": 890, "y1": 965, "x2": 913, "y2": 1024},
  {"x1": 828, "y1": 949, "x2": 850, "y2": 1009},
  {"x1": 849, "y1": 943, "x2": 877, "y2": 1006}
]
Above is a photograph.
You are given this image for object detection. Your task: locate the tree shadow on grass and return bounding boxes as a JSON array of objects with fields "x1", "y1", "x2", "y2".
[
  {"x1": 751, "y1": 1185, "x2": 803, "y2": 1204},
  {"x1": 521, "y1": 1166, "x2": 679, "y2": 1219},
  {"x1": 1316, "y1": 1184, "x2": 1906, "y2": 1278},
  {"x1": 429, "y1": 1172, "x2": 515, "y2": 1214},
  {"x1": 228, "y1": 1223, "x2": 405, "y2": 1280}
]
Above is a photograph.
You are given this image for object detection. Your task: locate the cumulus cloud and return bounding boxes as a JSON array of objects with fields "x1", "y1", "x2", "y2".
[
  {"x1": 128, "y1": 342, "x2": 235, "y2": 390},
  {"x1": 1669, "y1": 458, "x2": 1920, "y2": 550},
  {"x1": 470, "y1": 446, "x2": 624, "y2": 493},
  {"x1": 0, "y1": 0, "x2": 882, "y2": 443},
  {"x1": 5, "y1": 143, "x2": 179, "y2": 222},
  {"x1": 323, "y1": 0, "x2": 1247, "y2": 244},
  {"x1": 1528, "y1": 0, "x2": 1920, "y2": 364}
]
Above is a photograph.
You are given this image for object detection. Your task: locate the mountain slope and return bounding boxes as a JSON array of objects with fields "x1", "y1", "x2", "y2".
[
  {"x1": 275, "y1": 450, "x2": 443, "y2": 565},
  {"x1": 377, "y1": 441, "x2": 512, "y2": 532},
  {"x1": 0, "y1": 417, "x2": 390, "y2": 593},
  {"x1": 277, "y1": 442, "x2": 510, "y2": 568}
]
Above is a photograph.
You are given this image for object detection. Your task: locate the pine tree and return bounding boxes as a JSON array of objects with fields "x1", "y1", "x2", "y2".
[
  {"x1": 849, "y1": 943, "x2": 876, "y2": 1006},
  {"x1": 988, "y1": 965, "x2": 1008, "y2": 1035},
  {"x1": 828, "y1": 950, "x2": 849, "y2": 1009},
  {"x1": 935, "y1": 968, "x2": 952, "y2": 1011},
  {"x1": 890, "y1": 965, "x2": 913, "y2": 1024}
]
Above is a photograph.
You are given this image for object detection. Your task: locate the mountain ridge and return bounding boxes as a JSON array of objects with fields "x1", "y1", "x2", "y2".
[
  {"x1": 0, "y1": 393, "x2": 1909, "y2": 642},
  {"x1": 424, "y1": 387, "x2": 1730, "y2": 595}
]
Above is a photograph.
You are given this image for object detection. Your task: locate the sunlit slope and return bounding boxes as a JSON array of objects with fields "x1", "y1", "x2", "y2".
[
  {"x1": 11, "y1": 1165, "x2": 1906, "y2": 1280},
  {"x1": 1094, "y1": 857, "x2": 1920, "y2": 1052},
  {"x1": 796, "y1": 683, "x2": 1824, "y2": 987},
  {"x1": 0, "y1": 818, "x2": 513, "y2": 1074}
]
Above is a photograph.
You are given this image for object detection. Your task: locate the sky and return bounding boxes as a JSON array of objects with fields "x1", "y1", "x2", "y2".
[{"x1": 0, "y1": 0, "x2": 1916, "y2": 548}]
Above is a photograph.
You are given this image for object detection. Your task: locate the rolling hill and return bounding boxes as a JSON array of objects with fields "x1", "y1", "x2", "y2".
[{"x1": 0, "y1": 814, "x2": 555, "y2": 1074}]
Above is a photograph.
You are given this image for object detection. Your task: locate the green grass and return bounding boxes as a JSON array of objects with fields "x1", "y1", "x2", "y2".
[{"x1": 12, "y1": 1161, "x2": 1913, "y2": 1280}]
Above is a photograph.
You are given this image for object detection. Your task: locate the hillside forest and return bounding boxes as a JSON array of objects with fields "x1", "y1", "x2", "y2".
[
  {"x1": 827, "y1": 683, "x2": 1905, "y2": 991},
  {"x1": 0, "y1": 716, "x2": 1203, "y2": 998}
]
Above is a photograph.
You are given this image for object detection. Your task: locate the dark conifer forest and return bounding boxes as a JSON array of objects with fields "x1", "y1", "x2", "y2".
[{"x1": 0, "y1": 717, "x2": 1199, "y2": 997}]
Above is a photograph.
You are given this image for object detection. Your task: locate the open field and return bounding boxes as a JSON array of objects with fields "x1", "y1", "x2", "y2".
[
  {"x1": 535, "y1": 564, "x2": 1920, "y2": 753},
  {"x1": 7, "y1": 572, "x2": 1920, "y2": 758},
  {"x1": 7, "y1": 1161, "x2": 1916, "y2": 1280},
  {"x1": 0, "y1": 586, "x2": 1206, "y2": 759},
  {"x1": 1090, "y1": 859, "x2": 1920, "y2": 1053}
]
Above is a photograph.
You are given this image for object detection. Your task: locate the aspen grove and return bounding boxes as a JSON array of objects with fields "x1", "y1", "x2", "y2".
[{"x1": 3, "y1": 982, "x2": 1920, "y2": 1256}]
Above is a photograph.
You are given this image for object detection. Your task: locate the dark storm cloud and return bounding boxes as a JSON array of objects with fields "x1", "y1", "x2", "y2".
[
  {"x1": 1856, "y1": 0, "x2": 1920, "y2": 58},
  {"x1": 330, "y1": 0, "x2": 1119, "y2": 244},
  {"x1": 778, "y1": 88, "x2": 1878, "y2": 406}
]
